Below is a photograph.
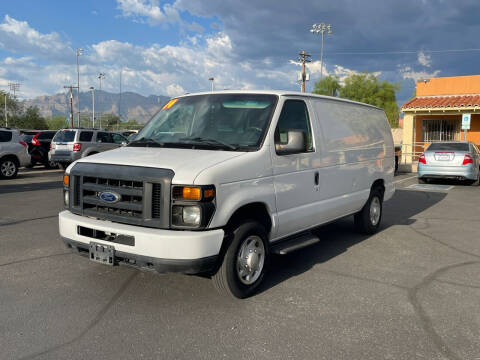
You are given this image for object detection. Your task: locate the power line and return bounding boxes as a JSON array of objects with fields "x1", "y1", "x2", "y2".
[{"x1": 309, "y1": 48, "x2": 480, "y2": 57}]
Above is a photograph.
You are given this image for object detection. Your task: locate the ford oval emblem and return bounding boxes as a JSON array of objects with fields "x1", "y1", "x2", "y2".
[{"x1": 99, "y1": 191, "x2": 121, "y2": 204}]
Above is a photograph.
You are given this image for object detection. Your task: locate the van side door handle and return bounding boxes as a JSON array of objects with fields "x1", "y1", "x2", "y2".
[{"x1": 314, "y1": 171, "x2": 319, "y2": 185}]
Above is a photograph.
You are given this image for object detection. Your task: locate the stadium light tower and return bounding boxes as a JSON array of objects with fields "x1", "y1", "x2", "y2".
[{"x1": 310, "y1": 23, "x2": 333, "y2": 80}]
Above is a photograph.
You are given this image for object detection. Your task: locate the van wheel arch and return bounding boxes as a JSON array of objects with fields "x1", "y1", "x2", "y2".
[{"x1": 212, "y1": 202, "x2": 273, "y2": 274}]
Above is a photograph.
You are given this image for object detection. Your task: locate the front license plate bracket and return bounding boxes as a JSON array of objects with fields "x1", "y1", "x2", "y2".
[{"x1": 89, "y1": 242, "x2": 115, "y2": 266}]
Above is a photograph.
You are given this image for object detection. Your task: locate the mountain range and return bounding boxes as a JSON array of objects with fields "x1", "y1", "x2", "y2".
[{"x1": 23, "y1": 90, "x2": 170, "y2": 123}]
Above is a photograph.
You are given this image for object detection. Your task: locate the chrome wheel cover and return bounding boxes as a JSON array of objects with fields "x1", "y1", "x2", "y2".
[
  {"x1": 1, "y1": 161, "x2": 16, "y2": 177},
  {"x1": 236, "y1": 235, "x2": 265, "y2": 285},
  {"x1": 369, "y1": 196, "x2": 381, "y2": 226}
]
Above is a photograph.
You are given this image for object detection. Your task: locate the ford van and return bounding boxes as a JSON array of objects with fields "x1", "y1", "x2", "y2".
[{"x1": 59, "y1": 91, "x2": 395, "y2": 298}]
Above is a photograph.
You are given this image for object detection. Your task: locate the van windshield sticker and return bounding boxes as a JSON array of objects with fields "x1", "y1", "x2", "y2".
[
  {"x1": 162, "y1": 98, "x2": 178, "y2": 110},
  {"x1": 222, "y1": 100, "x2": 270, "y2": 109}
]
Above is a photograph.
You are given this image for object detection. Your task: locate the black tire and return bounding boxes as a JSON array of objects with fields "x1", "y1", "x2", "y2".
[
  {"x1": 418, "y1": 178, "x2": 427, "y2": 184},
  {"x1": 45, "y1": 160, "x2": 58, "y2": 169},
  {"x1": 0, "y1": 157, "x2": 19, "y2": 179},
  {"x1": 354, "y1": 187, "x2": 383, "y2": 235},
  {"x1": 212, "y1": 221, "x2": 269, "y2": 299}
]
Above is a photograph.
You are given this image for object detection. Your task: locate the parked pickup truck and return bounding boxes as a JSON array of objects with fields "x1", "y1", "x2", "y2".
[{"x1": 59, "y1": 91, "x2": 395, "y2": 298}]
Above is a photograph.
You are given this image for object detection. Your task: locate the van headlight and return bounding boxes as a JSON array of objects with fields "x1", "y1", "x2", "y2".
[
  {"x1": 171, "y1": 185, "x2": 215, "y2": 229},
  {"x1": 63, "y1": 174, "x2": 70, "y2": 208},
  {"x1": 64, "y1": 190, "x2": 70, "y2": 207},
  {"x1": 172, "y1": 205, "x2": 201, "y2": 226}
]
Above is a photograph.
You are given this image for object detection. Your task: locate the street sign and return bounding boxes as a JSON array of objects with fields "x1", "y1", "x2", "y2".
[{"x1": 462, "y1": 113, "x2": 471, "y2": 130}]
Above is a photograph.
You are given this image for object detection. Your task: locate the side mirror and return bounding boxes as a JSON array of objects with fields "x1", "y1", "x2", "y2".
[{"x1": 275, "y1": 130, "x2": 307, "y2": 155}]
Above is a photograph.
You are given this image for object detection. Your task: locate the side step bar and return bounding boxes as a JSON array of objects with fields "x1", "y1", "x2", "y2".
[{"x1": 270, "y1": 233, "x2": 320, "y2": 255}]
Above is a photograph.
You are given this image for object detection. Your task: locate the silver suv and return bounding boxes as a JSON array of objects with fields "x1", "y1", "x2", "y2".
[
  {"x1": 49, "y1": 129, "x2": 128, "y2": 169},
  {"x1": 0, "y1": 128, "x2": 31, "y2": 179}
]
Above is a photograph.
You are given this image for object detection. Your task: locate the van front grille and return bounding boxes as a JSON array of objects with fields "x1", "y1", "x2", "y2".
[
  {"x1": 82, "y1": 176, "x2": 144, "y2": 218},
  {"x1": 69, "y1": 163, "x2": 173, "y2": 229}
]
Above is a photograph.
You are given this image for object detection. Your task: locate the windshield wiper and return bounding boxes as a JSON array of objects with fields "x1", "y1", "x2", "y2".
[
  {"x1": 128, "y1": 138, "x2": 165, "y2": 147},
  {"x1": 179, "y1": 136, "x2": 238, "y2": 150}
]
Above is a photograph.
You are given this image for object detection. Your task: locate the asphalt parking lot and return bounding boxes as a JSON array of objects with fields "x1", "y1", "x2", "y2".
[{"x1": 1, "y1": 169, "x2": 479, "y2": 360}]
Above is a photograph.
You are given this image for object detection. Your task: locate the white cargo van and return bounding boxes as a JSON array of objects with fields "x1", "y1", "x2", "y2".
[{"x1": 59, "y1": 91, "x2": 395, "y2": 298}]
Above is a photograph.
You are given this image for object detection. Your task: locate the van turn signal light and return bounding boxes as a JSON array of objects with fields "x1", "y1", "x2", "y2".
[
  {"x1": 63, "y1": 175, "x2": 69, "y2": 186},
  {"x1": 182, "y1": 187, "x2": 201, "y2": 200}
]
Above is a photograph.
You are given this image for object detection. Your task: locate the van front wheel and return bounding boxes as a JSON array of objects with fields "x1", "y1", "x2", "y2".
[
  {"x1": 212, "y1": 221, "x2": 269, "y2": 299},
  {"x1": 354, "y1": 188, "x2": 383, "y2": 234}
]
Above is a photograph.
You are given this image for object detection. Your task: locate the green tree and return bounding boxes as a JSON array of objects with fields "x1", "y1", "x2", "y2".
[
  {"x1": 338, "y1": 73, "x2": 400, "y2": 128},
  {"x1": 47, "y1": 115, "x2": 69, "y2": 130},
  {"x1": 312, "y1": 75, "x2": 341, "y2": 97},
  {"x1": 9, "y1": 106, "x2": 48, "y2": 130}
]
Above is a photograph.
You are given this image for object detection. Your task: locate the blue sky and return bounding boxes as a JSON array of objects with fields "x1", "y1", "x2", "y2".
[{"x1": 1, "y1": 0, "x2": 480, "y2": 107}]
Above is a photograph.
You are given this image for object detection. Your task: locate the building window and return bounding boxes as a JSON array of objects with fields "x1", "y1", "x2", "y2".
[{"x1": 422, "y1": 119, "x2": 460, "y2": 142}]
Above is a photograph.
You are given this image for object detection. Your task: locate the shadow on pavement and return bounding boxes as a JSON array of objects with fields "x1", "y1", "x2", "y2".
[
  {"x1": 0, "y1": 181, "x2": 63, "y2": 194},
  {"x1": 258, "y1": 189, "x2": 447, "y2": 295}
]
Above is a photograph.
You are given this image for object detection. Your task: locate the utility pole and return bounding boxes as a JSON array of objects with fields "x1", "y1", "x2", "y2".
[
  {"x1": 76, "y1": 48, "x2": 83, "y2": 127},
  {"x1": 98, "y1": 72, "x2": 105, "y2": 128},
  {"x1": 118, "y1": 69, "x2": 122, "y2": 130},
  {"x1": 298, "y1": 50, "x2": 311, "y2": 93},
  {"x1": 64, "y1": 85, "x2": 78, "y2": 128},
  {"x1": 89, "y1": 87, "x2": 95, "y2": 128},
  {"x1": 310, "y1": 23, "x2": 333, "y2": 80},
  {"x1": 4, "y1": 94, "x2": 7, "y2": 127}
]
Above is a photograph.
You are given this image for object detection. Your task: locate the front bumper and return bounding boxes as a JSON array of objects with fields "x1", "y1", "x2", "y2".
[
  {"x1": 418, "y1": 164, "x2": 477, "y2": 180},
  {"x1": 59, "y1": 210, "x2": 224, "y2": 274}
]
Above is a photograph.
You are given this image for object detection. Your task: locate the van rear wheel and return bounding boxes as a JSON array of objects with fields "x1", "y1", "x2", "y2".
[
  {"x1": 354, "y1": 188, "x2": 383, "y2": 234},
  {"x1": 212, "y1": 221, "x2": 269, "y2": 299}
]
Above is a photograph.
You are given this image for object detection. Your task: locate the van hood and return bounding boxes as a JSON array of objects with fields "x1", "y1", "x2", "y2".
[{"x1": 74, "y1": 146, "x2": 247, "y2": 184}]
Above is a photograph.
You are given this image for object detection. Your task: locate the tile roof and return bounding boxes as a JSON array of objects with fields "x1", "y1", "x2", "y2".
[{"x1": 402, "y1": 94, "x2": 480, "y2": 109}]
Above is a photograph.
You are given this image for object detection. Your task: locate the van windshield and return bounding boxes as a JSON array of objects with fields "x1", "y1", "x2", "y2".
[{"x1": 132, "y1": 94, "x2": 278, "y2": 151}]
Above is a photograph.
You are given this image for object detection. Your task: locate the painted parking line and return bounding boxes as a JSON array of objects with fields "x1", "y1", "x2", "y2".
[
  {"x1": 19, "y1": 169, "x2": 63, "y2": 175},
  {"x1": 406, "y1": 183, "x2": 454, "y2": 191},
  {"x1": 393, "y1": 175, "x2": 417, "y2": 184}
]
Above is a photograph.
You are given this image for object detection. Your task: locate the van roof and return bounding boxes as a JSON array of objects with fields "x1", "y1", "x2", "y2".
[{"x1": 175, "y1": 90, "x2": 383, "y2": 111}]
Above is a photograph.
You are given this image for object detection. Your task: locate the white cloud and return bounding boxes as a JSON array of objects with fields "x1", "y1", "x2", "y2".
[
  {"x1": 116, "y1": 0, "x2": 180, "y2": 26},
  {"x1": 399, "y1": 66, "x2": 440, "y2": 81},
  {"x1": 166, "y1": 84, "x2": 185, "y2": 96},
  {"x1": 417, "y1": 51, "x2": 432, "y2": 67},
  {"x1": 0, "y1": 15, "x2": 71, "y2": 61}
]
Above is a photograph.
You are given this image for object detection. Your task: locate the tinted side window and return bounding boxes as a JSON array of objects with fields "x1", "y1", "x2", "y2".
[
  {"x1": 38, "y1": 132, "x2": 55, "y2": 140},
  {"x1": 96, "y1": 132, "x2": 113, "y2": 143},
  {"x1": 275, "y1": 100, "x2": 313, "y2": 152},
  {"x1": 0, "y1": 131, "x2": 13, "y2": 142},
  {"x1": 79, "y1": 131, "x2": 94, "y2": 142},
  {"x1": 111, "y1": 133, "x2": 126, "y2": 144}
]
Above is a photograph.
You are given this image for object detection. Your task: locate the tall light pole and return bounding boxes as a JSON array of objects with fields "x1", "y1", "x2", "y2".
[
  {"x1": 4, "y1": 93, "x2": 7, "y2": 127},
  {"x1": 89, "y1": 86, "x2": 95, "y2": 128},
  {"x1": 8, "y1": 82, "x2": 20, "y2": 117},
  {"x1": 208, "y1": 77, "x2": 214, "y2": 92},
  {"x1": 76, "y1": 48, "x2": 83, "y2": 127},
  {"x1": 310, "y1": 23, "x2": 333, "y2": 80},
  {"x1": 98, "y1": 72, "x2": 105, "y2": 128}
]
